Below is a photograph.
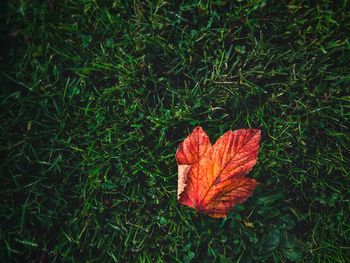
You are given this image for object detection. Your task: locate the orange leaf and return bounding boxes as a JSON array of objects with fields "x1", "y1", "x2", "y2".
[{"x1": 176, "y1": 126, "x2": 261, "y2": 218}]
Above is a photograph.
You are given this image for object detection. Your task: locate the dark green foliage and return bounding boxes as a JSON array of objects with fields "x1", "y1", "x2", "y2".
[{"x1": 1, "y1": 0, "x2": 349, "y2": 262}]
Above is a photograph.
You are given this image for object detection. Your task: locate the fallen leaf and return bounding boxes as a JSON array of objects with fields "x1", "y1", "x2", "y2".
[{"x1": 176, "y1": 126, "x2": 261, "y2": 218}]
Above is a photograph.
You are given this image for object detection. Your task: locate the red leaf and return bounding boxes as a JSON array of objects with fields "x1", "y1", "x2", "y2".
[{"x1": 176, "y1": 126, "x2": 261, "y2": 218}]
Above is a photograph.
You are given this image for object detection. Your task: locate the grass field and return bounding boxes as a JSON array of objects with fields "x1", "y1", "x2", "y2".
[{"x1": 1, "y1": 0, "x2": 350, "y2": 262}]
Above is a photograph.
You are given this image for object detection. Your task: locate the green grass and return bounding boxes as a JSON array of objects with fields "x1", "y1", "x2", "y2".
[{"x1": 1, "y1": 0, "x2": 350, "y2": 262}]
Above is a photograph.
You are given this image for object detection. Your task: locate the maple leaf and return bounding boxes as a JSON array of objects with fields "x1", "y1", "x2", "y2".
[{"x1": 176, "y1": 126, "x2": 261, "y2": 218}]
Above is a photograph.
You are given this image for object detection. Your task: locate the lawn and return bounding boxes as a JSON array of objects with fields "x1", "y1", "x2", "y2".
[{"x1": 1, "y1": 0, "x2": 349, "y2": 262}]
